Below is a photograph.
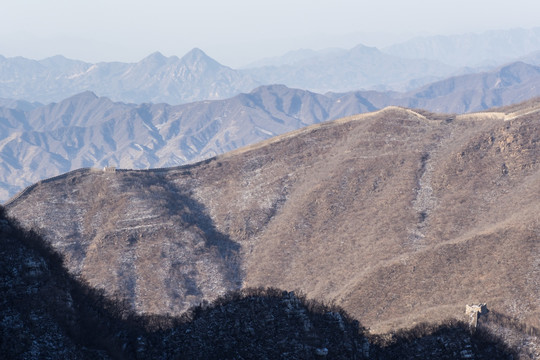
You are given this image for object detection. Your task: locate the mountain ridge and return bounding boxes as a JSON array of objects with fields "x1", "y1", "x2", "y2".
[
  {"x1": 386, "y1": 61, "x2": 540, "y2": 113},
  {"x1": 243, "y1": 44, "x2": 455, "y2": 93},
  {"x1": 383, "y1": 27, "x2": 540, "y2": 67},
  {"x1": 6, "y1": 101, "x2": 539, "y2": 341},
  {"x1": 3, "y1": 60, "x2": 540, "y2": 202},
  {"x1": 0, "y1": 49, "x2": 260, "y2": 105}
]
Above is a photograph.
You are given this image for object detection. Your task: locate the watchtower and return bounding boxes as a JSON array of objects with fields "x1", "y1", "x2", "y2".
[{"x1": 465, "y1": 303, "x2": 488, "y2": 330}]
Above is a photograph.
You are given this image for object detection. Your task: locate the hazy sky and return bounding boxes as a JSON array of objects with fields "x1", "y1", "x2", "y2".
[{"x1": 1, "y1": 0, "x2": 539, "y2": 67}]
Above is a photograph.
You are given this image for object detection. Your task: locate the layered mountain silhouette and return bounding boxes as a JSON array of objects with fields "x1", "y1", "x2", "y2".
[
  {"x1": 4, "y1": 27, "x2": 540, "y2": 106},
  {"x1": 6, "y1": 100, "x2": 539, "y2": 354},
  {"x1": 0, "y1": 49, "x2": 259, "y2": 105},
  {"x1": 243, "y1": 44, "x2": 455, "y2": 92},
  {"x1": 0, "y1": 44, "x2": 472, "y2": 105},
  {"x1": 3, "y1": 61, "x2": 540, "y2": 202},
  {"x1": 3, "y1": 27, "x2": 540, "y2": 359},
  {"x1": 391, "y1": 61, "x2": 540, "y2": 113},
  {"x1": 383, "y1": 27, "x2": 540, "y2": 67},
  {"x1": 0, "y1": 85, "x2": 372, "y2": 201}
]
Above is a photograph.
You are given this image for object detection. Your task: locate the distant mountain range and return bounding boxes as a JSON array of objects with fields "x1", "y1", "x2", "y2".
[
  {"x1": 242, "y1": 44, "x2": 455, "y2": 92},
  {"x1": 4, "y1": 28, "x2": 540, "y2": 106},
  {"x1": 383, "y1": 27, "x2": 540, "y2": 67},
  {"x1": 0, "y1": 46, "x2": 453, "y2": 104},
  {"x1": 3, "y1": 60, "x2": 540, "y2": 202},
  {"x1": 0, "y1": 86, "x2": 374, "y2": 201},
  {"x1": 2, "y1": 28, "x2": 540, "y2": 108},
  {"x1": 390, "y1": 61, "x2": 540, "y2": 113},
  {"x1": 0, "y1": 49, "x2": 259, "y2": 105}
]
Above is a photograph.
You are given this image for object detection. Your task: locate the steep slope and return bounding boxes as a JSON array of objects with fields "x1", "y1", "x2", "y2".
[
  {"x1": 0, "y1": 205, "x2": 137, "y2": 358},
  {"x1": 2, "y1": 205, "x2": 518, "y2": 359},
  {"x1": 0, "y1": 50, "x2": 259, "y2": 104},
  {"x1": 4, "y1": 205, "x2": 517, "y2": 359},
  {"x1": 6, "y1": 102, "x2": 539, "y2": 341},
  {"x1": 0, "y1": 207, "x2": 368, "y2": 359}
]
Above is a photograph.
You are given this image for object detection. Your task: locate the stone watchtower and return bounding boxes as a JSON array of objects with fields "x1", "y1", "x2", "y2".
[{"x1": 465, "y1": 303, "x2": 488, "y2": 330}]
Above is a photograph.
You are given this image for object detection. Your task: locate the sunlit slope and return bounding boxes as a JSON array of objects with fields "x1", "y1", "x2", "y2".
[{"x1": 7, "y1": 102, "x2": 539, "y2": 333}]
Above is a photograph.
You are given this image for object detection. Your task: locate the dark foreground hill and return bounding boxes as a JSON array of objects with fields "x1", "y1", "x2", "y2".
[
  {"x1": 0, "y1": 207, "x2": 519, "y2": 358},
  {"x1": 5, "y1": 102, "x2": 540, "y2": 357}
]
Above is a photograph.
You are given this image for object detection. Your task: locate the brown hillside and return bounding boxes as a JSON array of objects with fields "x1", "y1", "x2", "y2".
[{"x1": 6, "y1": 104, "x2": 539, "y2": 334}]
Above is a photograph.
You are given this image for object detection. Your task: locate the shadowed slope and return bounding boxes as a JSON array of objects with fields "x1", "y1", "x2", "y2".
[{"x1": 0, "y1": 201, "x2": 519, "y2": 359}]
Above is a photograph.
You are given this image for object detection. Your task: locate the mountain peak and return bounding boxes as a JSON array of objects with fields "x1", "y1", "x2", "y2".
[
  {"x1": 499, "y1": 60, "x2": 534, "y2": 71},
  {"x1": 349, "y1": 43, "x2": 380, "y2": 56},
  {"x1": 37, "y1": 54, "x2": 87, "y2": 68},
  {"x1": 181, "y1": 48, "x2": 216, "y2": 64},
  {"x1": 63, "y1": 91, "x2": 99, "y2": 104},
  {"x1": 140, "y1": 51, "x2": 168, "y2": 66},
  {"x1": 40, "y1": 54, "x2": 69, "y2": 63},
  {"x1": 185, "y1": 47, "x2": 207, "y2": 57}
]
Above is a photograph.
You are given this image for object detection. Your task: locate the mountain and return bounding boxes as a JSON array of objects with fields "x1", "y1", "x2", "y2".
[
  {"x1": 243, "y1": 47, "x2": 346, "y2": 68},
  {"x1": 6, "y1": 100, "x2": 539, "y2": 354},
  {"x1": 1, "y1": 205, "x2": 518, "y2": 358},
  {"x1": 4, "y1": 27, "x2": 540, "y2": 106},
  {"x1": 394, "y1": 61, "x2": 540, "y2": 113},
  {"x1": 0, "y1": 46, "x2": 457, "y2": 105},
  {"x1": 383, "y1": 27, "x2": 540, "y2": 67},
  {"x1": 244, "y1": 44, "x2": 455, "y2": 92},
  {"x1": 4, "y1": 31, "x2": 540, "y2": 108},
  {"x1": 0, "y1": 97, "x2": 42, "y2": 111},
  {"x1": 3, "y1": 60, "x2": 540, "y2": 202},
  {"x1": 0, "y1": 85, "x2": 380, "y2": 201},
  {"x1": 1, "y1": 205, "x2": 366, "y2": 358},
  {"x1": 519, "y1": 49, "x2": 540, "y2": 66},
  {"x1": 0, "y1": 49, "x2": 260, "y2": 104}
]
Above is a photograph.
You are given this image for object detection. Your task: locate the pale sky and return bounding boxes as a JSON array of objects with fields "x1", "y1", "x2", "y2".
[{"x1": 1, "y1": 0, "x2": 539, "y2": 67}]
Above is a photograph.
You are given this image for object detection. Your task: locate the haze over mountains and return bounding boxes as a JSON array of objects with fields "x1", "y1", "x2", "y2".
[
  {"x1": 0, "y1": 46, "x2": 449, "y2": 104},
  {"x1": 0, "y1": 49, "x2": 259, "y2": 105},
  {"x1": 0, "y1": 85, "x2": 371, "y2": 201},
  {"x1": 0, "y1": 44, "x2": 526, "y2": 107},
  {"x1": 3, "y1": 60, "x2": 540, "y2": 201},
  {"x1": 242, "y1": 44, "x2": 454, "y2": 93},
  {"x1": 3, "y1": 27, "x2": 540, "y2": 107},
  {"x1": 383, "y1": 27, "x2": 540, "y2": 67}
]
